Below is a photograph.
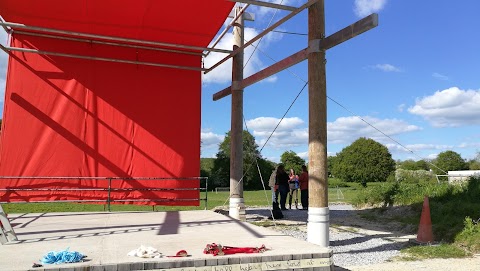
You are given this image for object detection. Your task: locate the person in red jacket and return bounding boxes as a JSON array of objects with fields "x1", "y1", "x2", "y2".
[{"x1": 298, "y1": 165, "x2": 309, "y2": 210}]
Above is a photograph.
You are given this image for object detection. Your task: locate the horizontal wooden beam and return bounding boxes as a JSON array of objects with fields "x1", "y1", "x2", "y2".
[
  {"x1": 230, "y1": 0, "x2": 297, "y2": 11},
  {"x1": 315, "y1": 13, "x2": 378, "y2": 51},
  {"x1": 213, "y1": 49, "x2": 307, "y2": 101},
  {"x1": 205, "y1": 0, "x2": 319, "y2": 74},
  {"x1": 211, "y1": 13, "x2": 379, "y2": 101}
]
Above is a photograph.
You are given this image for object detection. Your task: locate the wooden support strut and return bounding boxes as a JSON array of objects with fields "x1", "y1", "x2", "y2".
[{"x1": 212, "y1": 13, "x2": 378, "y2": 101}]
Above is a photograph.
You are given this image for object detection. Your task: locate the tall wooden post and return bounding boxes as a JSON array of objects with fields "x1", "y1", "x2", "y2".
[
  {"x1": 229, "y1": 6, "x2": 245, "y2": 221},
  {"x1": 307, "y1": 0, "x2": 329, "y2": 247}
]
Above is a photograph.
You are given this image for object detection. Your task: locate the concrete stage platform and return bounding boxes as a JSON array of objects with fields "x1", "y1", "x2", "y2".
[{"x1": 0, "y1": 211, "x2": 333, "y2": 271}]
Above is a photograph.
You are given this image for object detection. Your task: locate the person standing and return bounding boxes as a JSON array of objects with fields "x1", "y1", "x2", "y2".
[
  {"x1": 288, "y1": 168, "x2": 299, "y2": 209},
  {"x1": 268, "y1": 165, "x2": 283, "y2": 219},
  {"x1": 268, "y1": 166, "x2": 279, "y2": 206},
  {"x1": 298, "y1": 165, "x2": 309, "y2": 210},
  {"x1": 275, "y1": 164, "x2": 290, "y2": 211}
]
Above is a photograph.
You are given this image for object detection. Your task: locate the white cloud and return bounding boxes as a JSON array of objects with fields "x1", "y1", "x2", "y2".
[
  {"x1": 369, "y1": 64, "x2": 402, "y2": 72},
  {"x1": 354, "y1": 0, "x2": 388, "y2": 17},
  {"x1": 386, "y1": 143, "x2": 453, "y2": 153},
  {"x1": 432, "y1": 72, "x2": 449, "y2": 81},
  {"x1": 458, "y1": 142, "x2": 480, "y2": 149},
  {"x1": 246, "y1": 116, "x2": 303, "y2": 132},
  {"x1": 297, "y1": 151, "x2": 308, "y2": 161},
  {"x1": 328, "y1": 116, "x2": 421, "y2": 144},
  {"x1": 201, "y1": 130, "x2": 224, "y2": 149},
  {"x1": 245, "y1": 115, "x2": 420, "y2": 153},
  {"x1": 408, "y1": 87, "x2": 480, "y2": 127},
  {"x1": 246, "y1": 117, "x2": 307, "y2": 148},
  {"x1": 398, "y1": 103, "x2": 406, "y2": 112}
]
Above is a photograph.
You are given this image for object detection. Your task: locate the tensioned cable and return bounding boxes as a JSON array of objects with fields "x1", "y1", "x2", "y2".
[
  {"x1": 243, "y1": 0, "x2": 284, "y2": 69},
  {"x1": 220, "y1": 81, "x2": 307, "y2": 211},
  {"x1": 248, "y1": 42, "x2": 448, "y2": 174},
  {"x1": 220, "y1": 1, "x2": 294, "y2": 216},
  {"x1": 271, "y1": 29, "x2": 307, "y2": 36},
  {"x1": 254, "y1": 29, "x2": 307, "y2": 36},
  {"x1": 241, "y1": 118, "x2": 276, "y2": 223},
  {"x1": 220, "y1": 3, "x2": 447, "y2": 215}
]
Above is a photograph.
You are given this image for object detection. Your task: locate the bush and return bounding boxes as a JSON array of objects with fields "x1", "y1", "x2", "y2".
[
  {"x1": 353, "y1": 178, "x2": 480, "y2": 242},
  {"x1": 455, "y1": 216, "x2": 480, "y2": 253},
  {"x1": 353, "y1": 182, "x2": 399, "y2": 207},
  {"x1": 395, "y1": 169, "x2": 436, "y2": 184}
]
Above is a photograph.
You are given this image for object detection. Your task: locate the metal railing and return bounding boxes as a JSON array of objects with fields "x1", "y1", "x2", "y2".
[{"x1": 0, "y1": 176, "x2": 209, "y2": 211}]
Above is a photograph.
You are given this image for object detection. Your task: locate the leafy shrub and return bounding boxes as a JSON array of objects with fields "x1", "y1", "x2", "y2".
[
  {"x1": 353, "y1": 178, "x2": 480, "y2": 243},
  {"x1": 353, "y1": 182, "x2": 399, "y2": 207},
  {"x1": 455, "y1": 216, "x2": 480, "y2": 253},
  {"x1": 395, "y1": 169, "x2": 436, "y2": 184}
]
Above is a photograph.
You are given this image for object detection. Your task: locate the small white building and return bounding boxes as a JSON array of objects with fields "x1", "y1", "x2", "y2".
[{"x1": 448, "y1": 170, "x2": 480, "y2": 183}]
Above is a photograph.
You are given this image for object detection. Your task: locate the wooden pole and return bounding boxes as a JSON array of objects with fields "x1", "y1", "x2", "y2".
[
  {"x1": 307, "y1": 0, "x2": 329, "y2": 247},
  {"x1": 229, "y1": 6, "x2": 245, "y2": 221}
]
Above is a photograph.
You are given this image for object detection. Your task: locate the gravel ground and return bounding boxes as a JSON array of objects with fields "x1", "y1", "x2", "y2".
[{"x1": 245, "y1": 204, "x2": 414, "y2": 269}]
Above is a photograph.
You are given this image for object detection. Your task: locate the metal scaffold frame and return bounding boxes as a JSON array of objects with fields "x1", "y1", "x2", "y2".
[
  {"x1": 0, "y1": 176, "x2": 209, "y2": 244},
  {"x1": 0, "y1": 0, "x2": 319, "y2": 73}
]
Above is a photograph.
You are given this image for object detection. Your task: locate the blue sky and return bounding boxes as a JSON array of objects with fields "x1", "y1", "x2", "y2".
[
  {"x1": 1, "y1": 0, "x2": 479, "y2": 164},
  {"x1": 200, "y1": 0, "x2": 480, "y2": 163}
]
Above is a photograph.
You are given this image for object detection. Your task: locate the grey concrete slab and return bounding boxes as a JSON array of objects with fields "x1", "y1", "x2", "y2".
[{"x1": 0, "y1": 211, "x2": 332, "y2": 270}]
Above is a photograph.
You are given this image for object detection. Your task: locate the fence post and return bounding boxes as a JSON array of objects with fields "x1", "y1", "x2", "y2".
[
  {"x1": 205, "y1": 177, "x2": 208, "y2": 210},
  {"x1": 107, "y1": 178, "x2": 112, "y2": 212}
]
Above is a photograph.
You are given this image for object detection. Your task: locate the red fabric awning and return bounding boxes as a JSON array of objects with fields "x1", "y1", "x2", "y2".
[
  {"x1": 0, "y1": 0, "x2": 235, "y2": 205},
  {"x1": 0, "y1": 0, "x2": 234, "y2": 48}
]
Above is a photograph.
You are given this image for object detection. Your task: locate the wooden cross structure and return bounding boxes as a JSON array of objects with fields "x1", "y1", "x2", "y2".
[{"x1": 209, "y1": 0, "x2": 378, "y2": 247}]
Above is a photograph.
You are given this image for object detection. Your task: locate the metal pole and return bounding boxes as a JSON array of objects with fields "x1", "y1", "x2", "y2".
[
  {"x1": 205, "y1": 177, "x2": 209, "y2": 210},
  {"x1": 0, "y1": 45, "x2": 206, "y2": 72},
  {"x1": 229, "y1": 6, "x2": 246, "y2": 221},
  {"x1": 307, "y1": 0, "x2": 329, "y2": 247},
  {"x1": 16, "y1": 30, "x2": 203, "y2": 56},
  {"x1": 107, "y1": 178, "x2": 112, "y2": 212},
  {"x1": 0, "y1": 21, "x2": 232, "y2": 54}
]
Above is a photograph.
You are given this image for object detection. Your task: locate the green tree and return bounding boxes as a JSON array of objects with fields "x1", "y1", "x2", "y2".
[
  {"x1": 415, "y1": 159, "x2": 430, "y2": 171},
  {"x1": 280, "y1": 150, "x2": 305, "y2": 174},
  {"x1": 210, "y1": 130, "x2": 274, "y2": 190},
  {"x1": 398, "y1": 159, "x2": 430, "y2": 171},
  {"x1": 200, "y1": 158, "x2": 215, "y2": 188},
  {"x1": 331, "y1": 137, "x2": 396, "y2": 187},
  {"x1": 432, "y1": 150, "x2": 468, "y2": 175},
  {"x1": 468, "y1": 152, "x2": 480, "y2": 170},
  {"x1": 398, "y1": 159, "x2": 418, "y2": 170},
  {"x1": 327, "y1": 155, "x2": 337, "y2": 177}
]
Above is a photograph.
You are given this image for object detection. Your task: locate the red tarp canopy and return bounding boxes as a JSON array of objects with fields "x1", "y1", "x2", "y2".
[{"x1": 0, "y1": 0, "x2": 234, "y2": 205}]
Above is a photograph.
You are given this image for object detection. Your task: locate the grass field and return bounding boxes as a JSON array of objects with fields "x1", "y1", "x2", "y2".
[{"x1": 2, "y1": 186, "x2": 361, "y2": 213}]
